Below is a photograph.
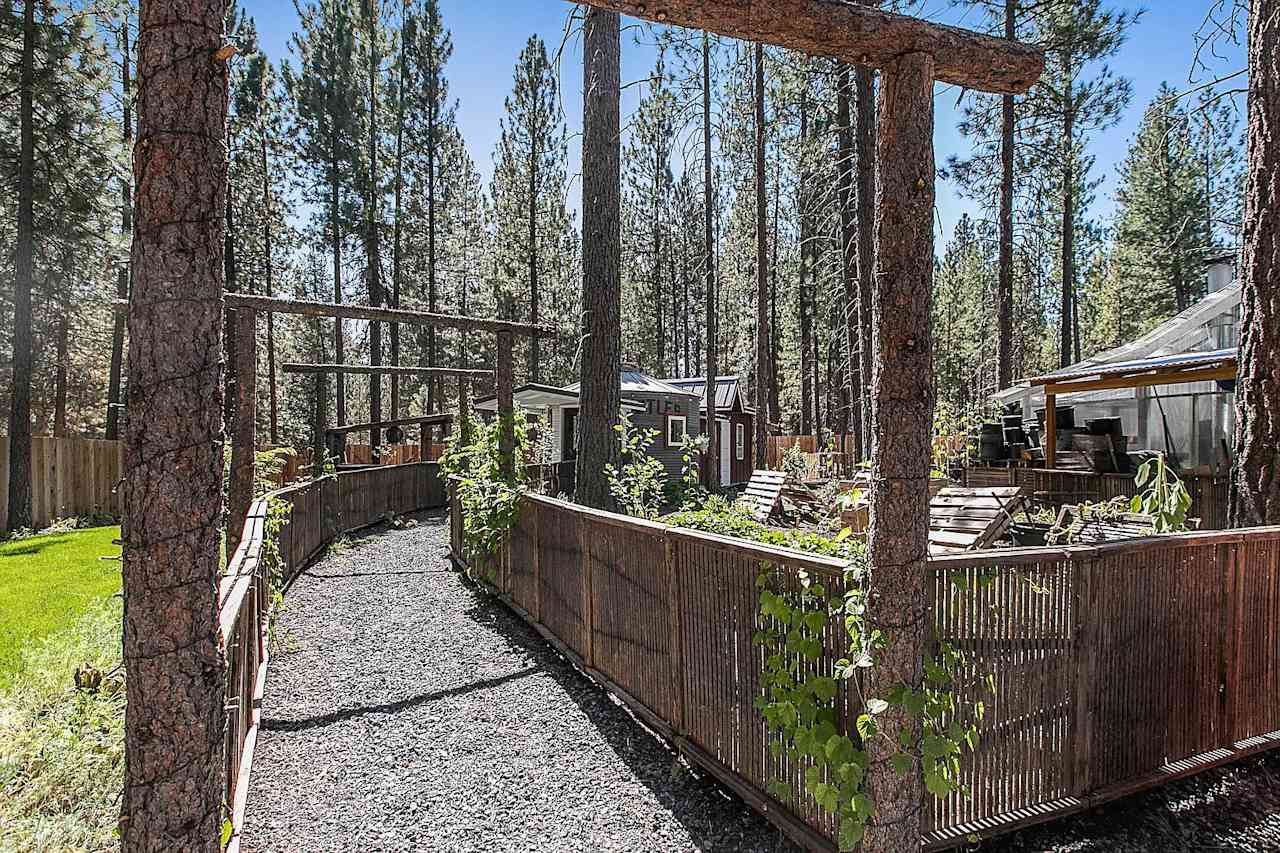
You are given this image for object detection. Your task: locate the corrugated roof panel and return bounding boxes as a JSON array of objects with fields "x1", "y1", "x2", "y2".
[{"x1": 1030, "y1": 347, "x2": 1237, "y2": 385}]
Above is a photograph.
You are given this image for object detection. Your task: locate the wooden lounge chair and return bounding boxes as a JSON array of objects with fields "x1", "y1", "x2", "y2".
[
  {"x1": 737, "y1": 469, "x2": 788, "y2": 523},
  {"x1": 928, "y1": 486, "x2": 1027, "y2": 555}
]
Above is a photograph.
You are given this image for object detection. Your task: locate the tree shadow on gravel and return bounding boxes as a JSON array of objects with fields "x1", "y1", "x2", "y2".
[
  {"x1": 453, "y1": 577, "x2": 799, "y2": 853},
  {"x1": 260, "y1": 665, "x2": 542, "y2": 734}
]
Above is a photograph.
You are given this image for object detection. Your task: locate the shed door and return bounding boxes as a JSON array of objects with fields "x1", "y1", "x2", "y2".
[{"x1": 719, "y1": 420, "x2": 732, "y2": 484}]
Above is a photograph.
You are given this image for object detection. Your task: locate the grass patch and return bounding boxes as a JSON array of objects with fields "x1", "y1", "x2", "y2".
[
  {"x1": 0, "y1": 525, "x2": 121, "y2": 686},
  {"x1": 0, "y1": 598, "x2": 124, "y2": 852}
]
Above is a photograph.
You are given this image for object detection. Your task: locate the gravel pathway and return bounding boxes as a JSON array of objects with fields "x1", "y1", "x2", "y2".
[
  {"x1": 242, "y1": 511, "x2": 796, "y2": 853},
  {"x1": 244, "y1": 510, "x2": 1280, "y2": 853}
]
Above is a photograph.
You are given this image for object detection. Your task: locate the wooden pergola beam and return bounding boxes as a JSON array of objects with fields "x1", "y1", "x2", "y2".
[
  {"x1": 115, "y1": 295, "x2": 554, "y2": 337},
  {"x1": 1038, "y1": 365, "x2": 1238, "y2": 396},
  {"x1": 326, "y1": 414, "x2": 454, "y2": 435},
  {"x1": 283, "y1": 363, "x2": 495, "y2": 380},
  {"x1": 574, "y1": 0, "x2": 1043, "y2": 94}
]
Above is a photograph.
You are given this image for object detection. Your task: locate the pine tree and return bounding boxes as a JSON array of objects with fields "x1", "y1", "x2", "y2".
[
  {"x1": 284, "y1": 0, "x2": 363, "y2": 427},
  {"x1": 1024, "y1": 0, "x2": 1136, "y2": 367},
  {"x1": 1112, "y1": 83, "x2": 1212, "y2": 326},
  {"x1": 491, "y1": 35, "x2": 569, "y2": 384}
]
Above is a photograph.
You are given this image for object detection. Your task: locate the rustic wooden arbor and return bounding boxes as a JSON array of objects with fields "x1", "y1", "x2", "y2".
[
  {"x1": 281, "y1": 363, "x2": 492, "y2": 462},
  {"x1": 576, "y1": 0, "x2": 1043, "y2": 847},
  {"x1": 215, "y1": 294, "x2": 552, "y2": 552}
]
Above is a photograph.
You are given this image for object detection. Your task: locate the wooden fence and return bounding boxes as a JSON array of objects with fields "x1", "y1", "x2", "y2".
[
  {"x1": 766, "y1": 434, "x2": 859, "y2": 469},
  {"x1": 0, "y1": 436, "x2": 124, "y2": 532},
  {"x1": 964, "y1": 465, "x2": 1231, "y2": 531},
  {"x1": 451, "y1": 490, "x2": 1280, "y2": 851},
  {"x1": 220, "y1": 461, "x2": 447, "y2": 853}
]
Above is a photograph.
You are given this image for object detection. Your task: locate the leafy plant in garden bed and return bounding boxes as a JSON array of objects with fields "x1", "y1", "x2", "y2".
[{"x1": 439, "y1": 407, "x2": 531, "y2": 560}]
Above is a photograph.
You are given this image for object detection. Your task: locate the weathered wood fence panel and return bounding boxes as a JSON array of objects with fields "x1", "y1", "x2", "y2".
[
  {"x1": 451, "y1": 489, "x2": 1280, "y2": 851},
  {"x1": 0, "y1": 436, "x2": 125, "y2": 532}
]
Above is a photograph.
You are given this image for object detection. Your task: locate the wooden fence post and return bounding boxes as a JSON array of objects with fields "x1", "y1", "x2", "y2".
[
  {"x1": 582, "y1": 516, "x2": 594, "y2": 667},
  {"x1": 666, "y1": 531, "x2": 685, "y2": 733},
  {"x1": 1071, "y1": 556, "x2": 1096, "y2": 795},
  {"x1": 532, "y1": 501, "x2": 542, "y2": 623},
  {"x1": 496, "y1": 330, "x2": 515, "y2": 480}
]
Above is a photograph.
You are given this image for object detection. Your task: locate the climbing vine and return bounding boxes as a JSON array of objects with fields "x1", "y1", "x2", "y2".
[
  {"x1": 755, "y1": 549, "x2": 990, "y2": 850},
  {"x1": 439, "y1": 407, "x2": 531, "y2": 560}
]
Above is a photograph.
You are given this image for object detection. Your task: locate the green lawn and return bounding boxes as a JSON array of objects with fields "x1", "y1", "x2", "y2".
[{"x1": 0, "y1": 525, "x2": 121, "y2": 686}]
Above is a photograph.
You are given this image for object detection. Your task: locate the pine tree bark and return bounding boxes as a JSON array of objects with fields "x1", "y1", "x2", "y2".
[
  {"x1": 864, "y1": 50, "x2": 934, "y2": 853},
  {"x1": 1230, "y1": 0, "x2": 1280, "y2": 527},
  {"x1": 836, "y1": 64, "x2": 860, "y2": 451},
  {"x1": 329, "y1": 137, "x2": 346, "y2": 429},
  {"x1": 576, "y1": 7, "x2": 622, "y2": 510},
  {"x1": 996, "y1": 0, "x2": 1016, "y2": 390},
  {"x1": 260, "y1": 125, "x2": 278, "y2": 444},
  {"x1": 391, "y1": 3, "x2": 407, "y2": 420},
  {"x1": 1059, "y1": 48, "x2": 1075, "y2": 369},
  {"x1": 107, "y1": 20, "x2": 132, "y2": 442},
  {"x1": 7, "y1": 0, "x2": 36, "y2": 531},
  {"x1": 800, "y1": 74, "x2": 815, "y2": 437},
  {"x1": 120, "y1": 0, "x2": 228, "y2": 845},
  {"x1": 54, "y1": 311, "x2": 69, "y2": 438},
  {"x1": 530, "y1": 120, "x2": 542, "y2": 383},
  {"x1": 365, "y1": 1, "x2": 384, "y2": 449},
  {"x1": 753, "y1": 42, "x2": 771, "y2": 467},
  {"x1": 855, "y1": 62, "x2": 876, "y2": 459},
  {"x1": 227, "y1": 308, "x2": 256, "y2": 557},
  {"x1": 426, "y1": 22, "x2": 440, "y2": 412},
  {"x1": 702, "y1": 31, "x2": 719, "y2": 490}
]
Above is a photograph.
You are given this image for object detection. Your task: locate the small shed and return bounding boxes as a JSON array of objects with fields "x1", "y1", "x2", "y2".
[
  {"x1": 662, "y1": 376, "x2": 756, "y2": 487},
  {"x1": 475, "y1": 370, "x2": 755, "y2": 486}
]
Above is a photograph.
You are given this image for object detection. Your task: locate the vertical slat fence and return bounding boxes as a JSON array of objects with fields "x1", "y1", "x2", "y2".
[{"x1": 451, "y1": 488, "x2": 1280, "y2": 852}]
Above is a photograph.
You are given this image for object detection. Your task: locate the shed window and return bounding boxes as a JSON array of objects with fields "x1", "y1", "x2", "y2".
[
  {"x1": 735, "y1": 423, "x2": 746, "y2": 461},
  {"x1": 667, "y1": 415, "x2": 687, "y2": 447}
]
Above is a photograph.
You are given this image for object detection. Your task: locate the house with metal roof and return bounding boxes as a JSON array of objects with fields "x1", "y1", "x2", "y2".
[
  {"x1": 994, "y1": 257, "x2": 1241, "y2": 471},
  {"x1": 476, "y1": 369, "x2": 755, "y2": 484}
]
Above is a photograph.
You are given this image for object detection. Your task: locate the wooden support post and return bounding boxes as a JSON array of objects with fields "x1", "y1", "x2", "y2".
[
  {"x1": 227, "y1": 307, "x2": 257, "y2": 558},
  {"x1": 1071, "y1": 558, "x2": 1096, "y2": 795},
  {"x1": 458, "y1": 378, "x2": 472, "y2": 445},
  {"x1": 1045, "y1": 392, "x2": 1058, "y2": 468},
  {"x1": 496, "y1": 330, "x2": 515, "y2": 479},
  {"x1": 863, "y1": 50, "x2": 935, "y2": 851},
  {"x1": 420, "y1": 422, "x2": 430, "y2": 463}
]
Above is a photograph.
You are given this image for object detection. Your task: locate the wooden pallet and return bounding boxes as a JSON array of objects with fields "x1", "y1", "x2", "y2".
[
  {"x1": 929, "y1": 486, "x2": 1027, "y2": 555},
  {"x1": 738, "y1": 470, "x2": 788, "y2": 522}
]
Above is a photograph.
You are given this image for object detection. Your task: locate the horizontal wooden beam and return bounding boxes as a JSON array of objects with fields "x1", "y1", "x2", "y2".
[
  {"x1": 283, "y1": 363, "x2": 495, "y2": 379},
  {"x1": 574, "y1": 0, "x2": 1043, "y2": 94},
  {"x1": 115, "y1": 296, "x2": 555, "y2": 337},
  {"x1": 326, "y1": 414, "x2": 453, "y2": 435},
  {"x1": 1042, "y1": 365, "x2": 1237, "y2": 396}
]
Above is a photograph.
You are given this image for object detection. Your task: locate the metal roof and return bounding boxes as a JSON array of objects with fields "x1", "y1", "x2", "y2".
[
  {"x1": 473, "y1": 383, "x2": 646, "y2": 413},
  {"x1": 565, "y1": 370, "x2": 699, "y2": 398},
  {"x1": 661, "y1": 376, "x2": 747, "y2": 412},
  {"x1": 1028, "y1": 348, "x2": 1237, "y2": 386}
]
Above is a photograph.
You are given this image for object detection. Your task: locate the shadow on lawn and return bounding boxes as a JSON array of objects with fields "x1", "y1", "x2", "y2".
[
  {"x1": 455, "y1": 574, "x2": 798, "y2": 853},
  {"x1": 0, "y1": 533, "x2": 78, "y2": 560}
]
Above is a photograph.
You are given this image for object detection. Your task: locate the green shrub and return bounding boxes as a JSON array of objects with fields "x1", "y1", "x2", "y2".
[
  {"x1": 665, "y1": 496, "x2": 860, "y2": 560},
  {"x1": 0, "y1": 598, "x2": 124, "y2": 852}
]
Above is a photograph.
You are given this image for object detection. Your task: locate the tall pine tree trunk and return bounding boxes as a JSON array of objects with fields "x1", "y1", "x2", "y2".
[
  {"x1": 855, "y1": 63, "x2": 876, "y2": 459},
  {"x1": 702, "y1": 31, "x2": 719, "y2": 489},
  {"x1": 1230, "y1": 0, "x2": 1280, "y2": 527},
  {"x1": 106, "y1": 20, "x2": 132, "y2": 442},
  {"x1": 7, "y1": 0, "x2": 35, "y2": 531},
  {"x1": 261, "y1": 127, "x2": 278, "y2": 444},
  {"x1": 836, "y1": 64, "x2": 861, "y2": 452},
  {"x1": 576, "y1": 8, "x2": 621, "y2": 510},
  {"x1": 800, "y1": 75, "x2": 815, "y2": 437},
  {"x1": 863, "y1": 51, "x2": 935, "y2": 853},
  {"x1": 996, "y1": 0, "x2": 1016, "y2": 390},
  {"x1": 329, "y1": 142, "x2": 346, "y2": 429},
  {"x1": 753, "y1": 42, "x2": 770, "y2": 467},
  {"x1": 120, "y1": 0, "x2": 228, "y2": 844},
  {"x1": 365, "y1": 1, "x2": 384, "y2": 449},
  {"x1": 530, "y1": 135, "x2": 541, "y2": 382},
  {"x1": 1060, "y1": 53, "x2": 1076, "y2": 369},
  {"x1": 427, "y1": 40, "x2": 439, "y2": 412},
  {"x1": 54, "y1": 311, "x2": 69, "y2": 438},
  {"x1": 391, "y1": 4, "x2": 407, "y2": 420}
]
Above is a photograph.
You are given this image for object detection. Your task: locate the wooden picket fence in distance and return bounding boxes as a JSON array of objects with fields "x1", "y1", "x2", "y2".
[{"x1": 0, "y1": 436, "x2": 124, "y2": 532}]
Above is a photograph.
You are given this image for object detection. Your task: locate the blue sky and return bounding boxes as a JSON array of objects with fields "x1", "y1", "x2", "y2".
[{"x1": 246, "y1": 0, "x2": 1247, "y2": 243}]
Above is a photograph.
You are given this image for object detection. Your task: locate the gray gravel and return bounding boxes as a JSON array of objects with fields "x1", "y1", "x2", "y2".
[
  {"x1": 978, "y1": 750, "x2": 1280, "y2": 853},
  {"x1": 242, "y1": 510, "x2": 797, "y2": 853}
]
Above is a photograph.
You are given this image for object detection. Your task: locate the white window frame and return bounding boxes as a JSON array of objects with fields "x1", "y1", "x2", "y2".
[
  {"x1": 667, "y1": 414, "x2": 687, "y2": 448},
  {"x1": 735, "y1": 423, "x2": 746, "y2": 461}
]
